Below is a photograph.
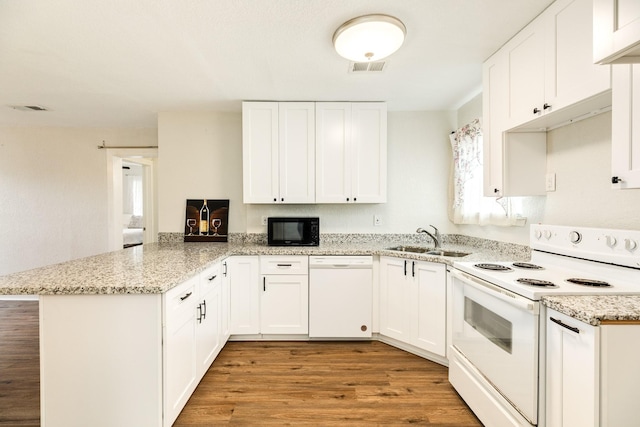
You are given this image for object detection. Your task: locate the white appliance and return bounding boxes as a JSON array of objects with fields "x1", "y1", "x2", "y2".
[
  {"x1": 309, "y1": 256, "x2": 373, "y2": 338},
  {"x1": 450, "y1": 224, "x2": 640, "y2": 427}
]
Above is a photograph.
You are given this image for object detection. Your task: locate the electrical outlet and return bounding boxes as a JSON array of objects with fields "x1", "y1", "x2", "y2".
[
  {"x1": 546, "y1": 173, "x2": 556, "y2": 192},
  {"x1": 374, "y1": 215, "x2": 382, "y2": 226},
  {"x1": 261, "y1": 216, "x2": 268, "y2": 226}
]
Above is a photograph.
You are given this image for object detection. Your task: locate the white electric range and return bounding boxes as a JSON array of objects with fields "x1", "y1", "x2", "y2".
[{"x1": 449, "y1": 224, "x2": 640, "y2": 427}]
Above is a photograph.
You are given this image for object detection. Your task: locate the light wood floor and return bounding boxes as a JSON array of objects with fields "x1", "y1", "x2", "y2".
[
  {"x1": 0, "y1": 301, "x2": 481, "y2": 426},
  {"x1": 174, "y1": 341, "x2": 482, "y2": 426}
]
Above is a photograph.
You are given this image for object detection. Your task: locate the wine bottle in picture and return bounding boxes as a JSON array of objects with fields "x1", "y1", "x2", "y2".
[{"x1": 199, "y1": 199, "x2": 209, "y2": 235}]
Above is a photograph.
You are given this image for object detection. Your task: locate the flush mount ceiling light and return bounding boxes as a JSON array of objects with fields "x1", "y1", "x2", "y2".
[{"x1": 333, "y1": 14, "x2": 406, "y2": 62}]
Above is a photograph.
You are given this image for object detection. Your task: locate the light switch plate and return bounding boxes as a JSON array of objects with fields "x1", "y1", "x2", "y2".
[
  {"x1": 546, "y1": 173, "x2": 556, "y2": 192},
  {"x1": 261, "y1": 216, "x2": 267, "y2": 226},
  {"x1": 374, "y1": 215, "x2": 382, "y2": 226}
]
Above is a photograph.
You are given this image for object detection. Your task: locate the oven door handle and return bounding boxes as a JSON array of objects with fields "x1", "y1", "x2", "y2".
[{"x1": 451, "y1": 269, "x2": 539, "y2": 314}]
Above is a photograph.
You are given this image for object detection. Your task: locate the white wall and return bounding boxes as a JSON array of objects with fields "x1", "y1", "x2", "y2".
[
  {"x1": 157, "y1": 112, "x2": 246, "y2": 233},
  {"x1": 544, "y1": 111, "x2": 640, "y2": 230},
  {"x1": 0, "y1": 127, "x2": 157, "y2": 275},
  {"x1": 157, "y1": 110, "x2": 457, "y2": 236}
]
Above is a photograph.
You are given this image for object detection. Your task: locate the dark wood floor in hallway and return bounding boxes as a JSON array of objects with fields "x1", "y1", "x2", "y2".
[
  {"x1": 0, "y1": 300, "x2": 40, "y2": 427},
  {"x1": 174, "y1": 341, "x2": 482, "y2": 426},
  {"x1": 0, "y1": 301, "x2": 481, "y2": 426}
]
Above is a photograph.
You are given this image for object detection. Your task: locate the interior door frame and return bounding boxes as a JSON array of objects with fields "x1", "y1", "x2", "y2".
[{"x1": 106, "y1": 148, "x2": 158, "y2": 251}]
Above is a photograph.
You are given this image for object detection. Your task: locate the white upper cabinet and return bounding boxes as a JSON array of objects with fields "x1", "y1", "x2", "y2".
[
  {"x1": 545, "y1": 0, "x2": 611, "y2": 111},
  {"x1": 505, "y1": 20, "x2": 547, "y2": 128},
  {"x1": 611, "y1": 64, "x2": 640, "y2": 188},
  {"x1": 483, "y1": 43, "x2": 547, "y2": 197},
  {"x1": 594, "y1": 0, "x2": 640, "y2": 64},
  {"x1": 242, "y1": 102, "x2": 315, "y2": 204},
  {"x1": 316, "y1": 102, "x2": 387, "y2": 203},
  {"x1": 502, "y1": 0, "x2": 611, "y2": 130}
]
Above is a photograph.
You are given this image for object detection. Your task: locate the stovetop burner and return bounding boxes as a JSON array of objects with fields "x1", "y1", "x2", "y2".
[
  {"x1": 516, "y1": 278, "x2": 557, "y2": 288},
  {"x1": 474, "y1": 263, "x2": 513, "y2": 272},
  {"x1": 513, "y1": 262, "x2": 543, "y2": 270},
  {"x1": 566, "y1": 278, "x2": 611, "y2": 287}
]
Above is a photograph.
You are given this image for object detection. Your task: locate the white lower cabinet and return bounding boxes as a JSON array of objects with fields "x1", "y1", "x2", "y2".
[
  {"x1": 546, "y1": 308, "x2": 598, "y2": 427},
  {"x1": 164, "y1": 276, "x2": 199, "y2": 426},
  {"x1": 229, "y1": 255, "x2": 309, "y2": 336},
  {"x1": 40, "y1": 263, "x2": 230, "y2": 427},
  {"x1": 545, "y1": 308, "x2": 640, "y2": 427},
  {"x1": 195, "y1": 262, "x2": 225, "y2": 377},
  {"x1": 165, "y1": 261, "x2": 228, "y2": 426},
  {"x1": 379, "y1": 256, "x2": 446, "y2": 357},
  {"x1": 260, "y1": 256, "x2": 309, "y2": 334},
  {"x1": 229, "y1": 256, "x2": 261, "y2": 334}
]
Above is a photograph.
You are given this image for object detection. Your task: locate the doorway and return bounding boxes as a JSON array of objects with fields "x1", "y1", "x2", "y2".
[{"x1": 106, "y1": 148, "x2": 158, "y2": 251}]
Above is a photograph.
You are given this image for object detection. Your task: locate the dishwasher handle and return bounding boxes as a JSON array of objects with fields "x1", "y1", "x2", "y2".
[{"x1": 309, "y1": 256, "x2": 373, "y2": 269}]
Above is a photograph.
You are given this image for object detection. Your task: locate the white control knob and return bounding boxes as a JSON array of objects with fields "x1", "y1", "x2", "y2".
[
  {"x1": 569, "y1": 231, "x2": 582, "y2": 244},
  {"x1": 625, "y1": 239, "x2": 638, "y2": 252},
  {"x1": 605, "y1": 235, "x2": 617, "y2": 248},
  {"x1": 534, "y1": 230, "x2": 542, "y2": 240},
  {"x1": 544, "y1": 230, "x2": 552, "y2": 240}
]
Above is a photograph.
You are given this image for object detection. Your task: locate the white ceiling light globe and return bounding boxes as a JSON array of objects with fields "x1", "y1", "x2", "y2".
[{"x1": 333, "y1": 15, "x2": 406, "y2": 62}]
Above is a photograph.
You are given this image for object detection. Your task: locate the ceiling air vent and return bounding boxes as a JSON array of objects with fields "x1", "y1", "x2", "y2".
[
  {"x1": 349, "y1": 61, "x2": 386, "y2": 73},
  {"x1": 9, "y1": 105, "x2": 49, "y2": 111}
]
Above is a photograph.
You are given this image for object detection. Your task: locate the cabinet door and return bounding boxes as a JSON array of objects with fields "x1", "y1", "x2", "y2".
[
  {"x1": 483, "y1": 52, "x2": 508, "y2": 197},
  {"x1": 229, "y1": 256, "x2": 260, "y2": 335},
  {"x1": 545, "y1": 0, "x2": 611, "y2": 111},
  {"x1": 196, "y1": 264, "x2": 222, "y2": 377},
  {"x1": 351, "y1": 103, "x2": 387, "y2": 203},
  {"x1": 242, "y1": 102, "x2": 279, "y2": 203},
  {"x1": 612, "y1": 64, "x2": 640, "y2": 188},
  {"x1": 221, "y1": 258, "x2": 231, "y2": 341},
  {"x1": 546, "y1": 309, "x2": 598, "y2": 427},
  {"x1": 379, "y1": 257, "x2": 410, "y2": 342},
  {"x1": 260, "y1": 274, "x2": 309, "y2": 334},
  {"x1": 411, "y1": 261, "x2": 446, "y2": 356},
  {"x1": 278, "y1": 102, "x2": 315, "y2": 203},
  {"x1": 164, "y1": 276, "x2": 199, "y2": 426},
  {"x1": 506, "y1": 22, "x2": 546, "y2": 127},
  {"x1": 594, "y1": 0, "x2": 640, "y2": 64},
  {"x1": 315, "y1": 102, "x2": 352, "y2": 203}
]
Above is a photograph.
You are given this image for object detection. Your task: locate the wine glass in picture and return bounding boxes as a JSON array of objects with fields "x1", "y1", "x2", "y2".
[
  {"x1": 211, "y1": 218, "x2": 222, "y2": 236},
  {"x1": 186, "y1": 219, "x2": 196, "y2": 235}
]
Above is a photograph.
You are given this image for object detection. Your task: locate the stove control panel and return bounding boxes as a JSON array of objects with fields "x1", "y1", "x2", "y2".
[{"x1": 531, "y1": 224, "x2": 640, "y2": 268}]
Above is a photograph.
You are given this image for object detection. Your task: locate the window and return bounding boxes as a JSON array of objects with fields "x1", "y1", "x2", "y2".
[{"x1": 449, "y1": 119, "x2": 522, "y2": 226}]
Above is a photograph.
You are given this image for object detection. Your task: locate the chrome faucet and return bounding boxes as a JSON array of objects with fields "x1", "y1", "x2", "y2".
[{"x1": 417, "y1": 225, "x2": 441, "y2": 248}]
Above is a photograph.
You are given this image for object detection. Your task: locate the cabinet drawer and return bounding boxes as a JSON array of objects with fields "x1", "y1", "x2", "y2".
[
  {"x1": 260, "y1": 256, "x2": 308, "y2": 275},
  {"x1": 164, "y1": 275, "x2": 198, "y2": 327},
  {"x1": 200, "y1": 262, "x2": 222, "y2": 295}
]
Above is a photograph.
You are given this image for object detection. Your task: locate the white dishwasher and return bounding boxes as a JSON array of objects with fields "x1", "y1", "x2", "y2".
[{"x1": 308, "y1": 255, "x2": 373, "y2": 338}]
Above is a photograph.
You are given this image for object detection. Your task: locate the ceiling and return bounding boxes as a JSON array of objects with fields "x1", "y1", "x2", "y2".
[{"x1": 0, "y1": 0, "x2": 554, "y2": 128}]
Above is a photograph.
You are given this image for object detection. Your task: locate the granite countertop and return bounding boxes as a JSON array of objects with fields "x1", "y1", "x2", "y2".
[
  {"x1": 0, "y1": 234, "x2": 530, "y2": 296},
  {"x1": 542, "y1": 295, "x2": 640, "y2": 326}
]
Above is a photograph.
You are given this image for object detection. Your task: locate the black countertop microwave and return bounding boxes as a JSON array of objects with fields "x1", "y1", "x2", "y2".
[{"x1": 267, "y1": 217, "x2": 319, "y2": 246}]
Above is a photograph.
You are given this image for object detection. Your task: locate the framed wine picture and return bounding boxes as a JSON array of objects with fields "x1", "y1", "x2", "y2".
[{"x1": 184, "y1": 199, "x2": 229, "y2": 242}]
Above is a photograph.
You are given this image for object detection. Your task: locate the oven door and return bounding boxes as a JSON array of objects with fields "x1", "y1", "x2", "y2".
[{"x1": 451, "y1": 269, "x2": 539, "y2": 425}]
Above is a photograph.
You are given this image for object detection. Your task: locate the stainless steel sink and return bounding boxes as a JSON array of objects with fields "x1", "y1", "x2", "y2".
[
  {"x1": 387, "y1": 246, "x2": 470, "y2": 257},
  {"x1": 425, "y1": 250, "x2": 470, "y2": 257},
  {"x1": 387, "y1": 246, "x2": 430, "y2": 253}
]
